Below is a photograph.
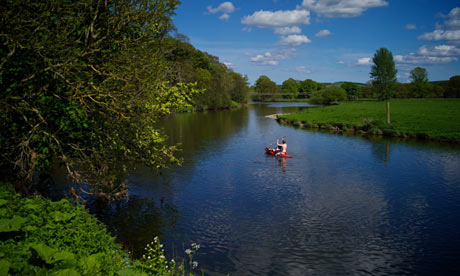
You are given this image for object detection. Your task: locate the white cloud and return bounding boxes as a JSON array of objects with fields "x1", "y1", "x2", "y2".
[
  {"x1": 405, "y1": 24, "x2": 416, "y2": 30},
  {"x1": 241, "y1": 9, "x2": 310, "y2": 28},
  {"x1": 207, "y1": 2, "x2": 235, "y2": 14},
  {"x1": 418, "y1": 7, "x2": 460, "y2": 44},
  {"x1": 357, "y1": 57, "x2": 372, "y2": 66},
  {"x1": 219, "y1": 13, "x2": 230, "y2": 21},
  {"x1": 444, "y1": 7, "x2": 460, "y2": 29},
  {"x1": 418, "y1": 30, "x2": 460, "y2": 41},
  {"x1": 223, "y1": 62, "x2": 235, "y2": 68},
  {"x1": 337, "y1": 60, "x2": 345, "y2": 64},
  {"x1": 279, "y1": 34, "x2": 311, "y2": 46},
  {"x1": 315, "y1": 29, "x2": 331, "y2": 37},
  {"x1": 417, "y1": 44, "x2": 460, "y2": 57},
  {"x1": 250, "y1": 52, "x2": 279, "y2": 66},
  {"x1": 250, "y1": 51, "x2": 291, "y2": 66},
  {"x1": 300, "y1": 0, "x2": 388, "y2": 18},
  {"x1": 274, "y1": 26, "x2": 302, "y2": 34},
  {"x1": 394, "y1": 54, "x2": 457, "y2": 65},
  {"x1": 296, "y1": 66, "x2": 311, "y2": 73}
]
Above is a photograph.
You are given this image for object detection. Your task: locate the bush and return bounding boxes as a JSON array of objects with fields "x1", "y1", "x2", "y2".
[
  {"x1": 0, "y1": 183, "x2": 199, "y2": 276},
  {"x1": 309, "y1": 86, "x2": 347, "y2": 105}
]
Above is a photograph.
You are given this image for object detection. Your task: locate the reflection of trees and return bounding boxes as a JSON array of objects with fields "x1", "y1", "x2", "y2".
[
  {"x1": 86, "y1": 196, "x2": 178, "y2": 258},
  {"x1": 368, "y1": 137, "x2": 391, "y2": 164},
  {"x1": 159, "y1": 108, "x2": 249, "y2": 158}
]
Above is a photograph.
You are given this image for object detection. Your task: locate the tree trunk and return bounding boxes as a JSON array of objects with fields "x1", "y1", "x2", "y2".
[{"x1": 386, "y1": 100, "x2": 391, "y2": 124}]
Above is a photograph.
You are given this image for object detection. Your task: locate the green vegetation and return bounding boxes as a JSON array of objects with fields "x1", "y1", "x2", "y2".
[
  {"x1": 0, "y1": 183, "x2": 199, "y2": 275},
  {"x1": 309, "y1": 86, "x2": 347, "y2": 105},
  {"x1": 370, "y1": 48, "x2": 398, "y2": 123},
  {"x1": 252, "y1": 76, "x2": 324, "y2": 101},
  {"x1": 162, "y1": 37, "x2": 250, "y2": 110},
  {"x1": 278, "y1": 99, "x2": 460, "y2": 142},
  {"x1": 0, "y1": 0, "x2": 250, "y2": 198}
]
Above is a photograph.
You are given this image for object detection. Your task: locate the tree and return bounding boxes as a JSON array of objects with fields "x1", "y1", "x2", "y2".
[
  {"x1": 0, "y1": 0, "x2": 203, "y2": 198},
  {"x1": 445, "y1": 75, "x2": 460, "y2": 98},
  {"x1": 230, "y1": 73, "x2": 250, "y2": 104},
  {"x1": 281, "y1": 78, "x2": 299, "y2": 99},
  {"x1": 409, "y1": 67, "x2": 429, "y2": 98},
  {"x1": 255, "y1": 75, "x2": 279, "y2": 100},
  {"x1": 341, "y1": 82, "x2": 362, "y2": 99},
  {"x1": 309, "y1": 86, "x2": 346, "y2": 105},
  {"x1": 370, "y1": 48, "x2": 397, "y2": 123},
  {"x1": 410, "y1": 67, "x2": 428, "y2": 83}
]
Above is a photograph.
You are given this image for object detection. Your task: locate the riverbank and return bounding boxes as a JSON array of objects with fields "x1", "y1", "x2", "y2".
[
  {"x1": 0, "y1": 183, "x2": 198, "y2": 275},
  {"x1": 277, "y1": 99, "x2": 460, "y2": 143}
]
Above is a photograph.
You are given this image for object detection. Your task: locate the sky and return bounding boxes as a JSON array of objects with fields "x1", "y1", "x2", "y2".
[{"x1": 173, "y1": 0, "x2": 460, "y2": 85}]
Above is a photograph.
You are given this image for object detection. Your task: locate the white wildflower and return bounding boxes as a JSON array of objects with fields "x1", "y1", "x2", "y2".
[
  {"x1": 185, "y1": 249, "x2": 192, "y2": 255},
  {"x1": 192, "y1": 261, "x2": 198, "y2": 268}
]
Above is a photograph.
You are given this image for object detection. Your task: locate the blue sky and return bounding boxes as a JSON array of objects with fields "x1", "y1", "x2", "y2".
[{"x1": 173, "y1": 0, "x2": 460, "y2": 85}]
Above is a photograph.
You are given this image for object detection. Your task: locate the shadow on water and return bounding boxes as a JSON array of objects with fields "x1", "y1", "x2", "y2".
[{"x1": 73, "y1": 102, "x2": 460, "y2": 276}]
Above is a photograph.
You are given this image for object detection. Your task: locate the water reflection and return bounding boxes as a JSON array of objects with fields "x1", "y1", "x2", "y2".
[{"x1": 86, "y1": 103, "x2": 460, "y2": 275}]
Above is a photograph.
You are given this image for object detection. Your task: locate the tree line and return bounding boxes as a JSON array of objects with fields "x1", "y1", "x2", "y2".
[
  {"x1": 252, "y1": 70, "x2": 460, "y2": 102},
  {"x1": 0, "y1": 0, "x2": 250, "y2": 198}
]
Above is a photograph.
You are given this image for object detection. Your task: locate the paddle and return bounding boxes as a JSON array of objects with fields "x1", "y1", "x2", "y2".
[{"x1": 265, "y1": 136, "x2": 287, "y2": 148}]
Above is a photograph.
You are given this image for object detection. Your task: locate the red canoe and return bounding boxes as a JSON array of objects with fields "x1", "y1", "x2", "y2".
[{"x1": 265, "y1": 147, "x2": 292, "y2": 158}]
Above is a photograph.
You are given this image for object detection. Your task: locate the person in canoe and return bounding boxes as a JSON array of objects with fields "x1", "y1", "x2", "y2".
[{"x1": 275, "y1": 138, "x2": 287, "y2": 156}]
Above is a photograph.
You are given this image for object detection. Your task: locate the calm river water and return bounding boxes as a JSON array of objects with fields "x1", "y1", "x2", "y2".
[{"x1": 90, "y1": 103, "x2": 460, "y2": 275}]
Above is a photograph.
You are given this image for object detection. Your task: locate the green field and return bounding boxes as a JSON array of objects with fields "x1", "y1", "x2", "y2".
[{"x1": 278, "y1": 99, "x2": 460, "y2": 141}]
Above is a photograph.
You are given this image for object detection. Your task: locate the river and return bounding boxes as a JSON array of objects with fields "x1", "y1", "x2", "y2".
[{"x1": 89, "y1": 102, "x2": 460, "y2": 275}]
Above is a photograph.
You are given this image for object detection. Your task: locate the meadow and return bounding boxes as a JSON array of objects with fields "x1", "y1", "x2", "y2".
[{"x1": 278, "y1": 99, "x2": 460, "y2": 142}]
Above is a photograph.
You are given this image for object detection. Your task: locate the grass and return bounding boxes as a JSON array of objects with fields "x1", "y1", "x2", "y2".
[{"x1": 278, "y1": 99, "x2": 460, "y2": 141}]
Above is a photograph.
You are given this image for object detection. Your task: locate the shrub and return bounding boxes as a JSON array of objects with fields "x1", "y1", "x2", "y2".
[
  {"x1": 309, "y1": 86, "x2": 347, "y2": 105},
  {"x1": 0, "y1": 183, "x2": 199, "y2": 275}
]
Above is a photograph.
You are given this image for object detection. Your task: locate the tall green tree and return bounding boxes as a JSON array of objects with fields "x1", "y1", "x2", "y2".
[
  {"x1": 341, "y1": 82, "x2": 362, "y2": 99},
  {"x1": 370, "y1": 48, "x2": 397, "y2": 123},
  {"x1": 0, "y1": 0, "x2": 203, "y2": 198},
  {"x1": 409, "y1": 67, "x2": 429, "y2": 98},
  {"x1": 445, "y1": 75, "x2": 460, "y2": 98},
  {"x1": 409, "y1": 67, "x2": 428, "y2": 83},
  {"x1": 281, "y1": 78, "x2": 299, "y2": 99},
  {"x1": 255, "y1": 75, "x2": 279, "y2": 100}
]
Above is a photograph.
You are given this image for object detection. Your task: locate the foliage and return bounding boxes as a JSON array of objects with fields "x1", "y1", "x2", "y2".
[
  {"x1": 279, "y1": 99, "x2": 460, "y2": 141},
  {"x1": 309, "y1": 86, "x2": 347, "y2": 105},
  {"x1": 0, "y1": 0, "x2": 206, "y2": 197},
  {"x1": 162, "y1": 37, "x2": 250, "y2": 109},
  {"x1": 445, "y1": 75, "x2": 460, "y2": 98},
  {"x1": 299, "y1": 79, "x2": 324, "y2": 93},
  {"x1": 281, "y1": 78, "x2": 299, "y2": 99},
  {"x1": 0, "y1": 183, "x2": 200, "y2": 275},
  {"x1": 370, "y1": 48, "x2": 397, "y2": 100},
  {"x1": 341, "y1": 82, "x2": 362, "y2": 98},
  {"x1": 254, "y1": 75, "x2": 280, "y2": 101},
  {"x1": 410, "y1": 67, "x2": 428, "y2": 83},
  {"x1": 409, "y1": 67, "x2": 429, "y2": 98}
]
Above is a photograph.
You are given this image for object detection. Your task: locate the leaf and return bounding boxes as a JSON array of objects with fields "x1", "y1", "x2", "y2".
[
  {"x1": 0, "y1": 259, "x2": 11, "y2": 276},
  {"x1": 0, "y1": 216, "x2": 27, "y2": 232},
  {"x1": 51, "y1": 211, "x2": 75, "y2": 222},
  {"x1": 80, "y1": 253, "x2": 103, "y2": 272},
  {"x1": 30, "y1": 243, "x2": 57, "y2": 264},
  {"x1": 0, "y1": 199, "x2": 7, "y2": 207}
]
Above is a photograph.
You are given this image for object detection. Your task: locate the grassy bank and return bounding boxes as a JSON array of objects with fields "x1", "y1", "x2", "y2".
[
  {"x1": 277, "y1": 99, "x2": 460, "y2": 142},
  {"x1": 0, "y1": 183, "x2": 199, "y2": 276}
]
